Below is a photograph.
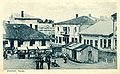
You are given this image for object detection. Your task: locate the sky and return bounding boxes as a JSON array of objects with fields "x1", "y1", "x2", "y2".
[{"x1": 2, "y1": 0, "x2": 117, "y2": 22}]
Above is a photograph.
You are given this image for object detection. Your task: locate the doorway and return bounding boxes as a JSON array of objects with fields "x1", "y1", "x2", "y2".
[
  {"x1": 88, "y1": 51, "x2": 92, "y2": 61},
  {"x1": 72, "y1": 50, "x2": 77, "y2": 60}
]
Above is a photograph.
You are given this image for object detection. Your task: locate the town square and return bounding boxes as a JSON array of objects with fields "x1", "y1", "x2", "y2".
[{"x1": 2, "y1": 1, "x2": 117, "y2": 70}]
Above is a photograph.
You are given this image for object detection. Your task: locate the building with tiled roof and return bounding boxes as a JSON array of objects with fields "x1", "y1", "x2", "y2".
[
  {"x1": 54, "y1": 16, "x2": 96, "y2": 25},
  {"x1": 4, "y1": 24, "x2": 46, "y2": 40},
  {"x1": 3, "y1": 23, "x2": 52, "y2": 52},
  {"x1": 53, "y1": 14, "x2": 98, "y2": 45}
]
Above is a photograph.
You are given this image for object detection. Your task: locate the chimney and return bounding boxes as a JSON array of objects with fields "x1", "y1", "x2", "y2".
[
  {"x1": 76, "y1": 14, "x2": 78, "y2": 18},
  {"x1": 21, "y1": 11, "x2": 24, "y2": 17},
  {"x1": 89, "y1": 14, "x2": 91, "y2": 17}
]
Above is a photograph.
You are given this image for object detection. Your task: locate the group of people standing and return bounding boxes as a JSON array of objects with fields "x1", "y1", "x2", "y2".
[{"x1": 35, "y1": 53, "x2": 51, "y2": 69}]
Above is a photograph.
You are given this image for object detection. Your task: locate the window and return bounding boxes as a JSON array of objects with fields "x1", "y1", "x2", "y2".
[
  {"x1": 74, "y1": 27, "x2": 77, "y2": 32},
  {"x1": 95, "y1": 40, "x2": 98, "y2": 47},
  {"x1": 59, "y1": 37, "x2": 62, "y2": 43},
  {"x1": 30, "y1": 40, "x2": 35, "y2": 46},
  {"x1": 41, "y1": 40, "x2": 46, "y2": 46},
  {"x1": 90, "y1": 40, "x2": 93, "y2": 46},
  {"x1": 35, "y1": 25, "x2": 38, "y2": 30},
  {"x1": 75, "y1": 38, "x2": 77, "y2": 43},
  {"x1": 87, "y1": 40, "x2": 89, "y2": 44},
  {"x1": 67, "y1": 37, "x2": 69, "y2": 43},
  {"x1": 56, "y1": 36, "x2": 58, "y2": 43},
  {"x1": 57, "y1": 27, "x2": 59, "y2": 31},
  {"x1": 3, "y1": 41, "x2": 8, "y2": 44},
  {"x1": 10, "y1": 40, "x2": 14, "y2": 48},
  {"x1": 115, "y1": 39, "x2": 117, "y2": 49},
  {"x1": 63, "y1": 37, "x2": 69, "y2": 43},
  {"x1": 52, "y1": 35, "x2": 55, "y2": 42},
  {"x1": 108, "y1": 39, "x2": 111, "y2": 48},
  {"x1": 79, "y1": 35, "x2": 82, "y2": 43},
  {"x1": 68, "y1": 27, "x2": 70, "y2": 32},
  {"x1": 72, "y1": 38, "x2": 74, "y2": 42},
  {"x1": 100, "y1": 39, "x2": 102, "y2": 48},
  {"x1": 30, "y1": 24, "x2": 32, "y2": 28},
  {"x1": 52, "y1": 24, "x2": 54, "y2": 27},
  {"x1": 63, "y1": 27, "x2": 67, "y2": 34},
  {"x1": 18, "y1": 40, "x2": 23, "y2": 47},
  {"x1": 63, "y1": 37, "x2": 65, "y2": 41},
  {"x1": 79, "y1": 26, "x2": 81, "y2": 32},
  {"x1": 104, "y1": 39, "x2": 106, "y2": 48},
  {"x1": 84, "y1": 39, "x2": 86, "y2": 44}
]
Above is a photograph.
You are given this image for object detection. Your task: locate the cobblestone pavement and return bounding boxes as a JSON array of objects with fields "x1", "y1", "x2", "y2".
[{"x1": 3, "y1": 58, "x2": 117, "y2": 70}]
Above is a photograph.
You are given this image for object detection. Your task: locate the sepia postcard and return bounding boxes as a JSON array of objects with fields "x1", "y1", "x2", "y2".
[{"x1": 0, "y1": 0, "x2": 119, "y2": 74}]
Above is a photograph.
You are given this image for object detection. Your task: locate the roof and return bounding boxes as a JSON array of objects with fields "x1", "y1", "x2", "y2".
[
  {"x1": 54, "y1": 16, "x2": 96, "y2": 25},
  {"x1": 11, "y1": 13, "x2": 35, "y2": 18},
  {"x1": 67, "y1": 43, "x2": 98, "y2": 52},
  {"x1": 11, "y1": 13, "x2": 42, "y2": 20},
  {"x1": 51, "y1": 43, "x2": 63, "y2": 48},
  {"x1": 67, "y1": 43, "x2": 82, "y2": 49},
  {"x1": 60, "y1": 42, "x2": 74, "y2": 47},
  {"x1": 80, "y1": 19, "x2": 113, "y2": 36},
  {"x1": 3, "y1": 24, "x2": 48, "y2": 40},
  {"x1": 74, "y1": 44, "x2": 97, "y2": 51},
  {"x1": 10, "y1": 13, "x2": 54, "y2": 23},
  {"x1": 15, "y1": 18, "x2": 41, "y2": 20}
]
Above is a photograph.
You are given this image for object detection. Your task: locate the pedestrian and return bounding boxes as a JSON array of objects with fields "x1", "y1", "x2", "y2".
[
  {"x1": 3, "y1": 50, "x2": 7, "y2": 60},
  {"x1": 40, "y1": 57, "x2": 44, "y2": 69},
  {"x1": 35, "y1": 54, "x2": 40, "y2": 69},
  {"x1": 35, "y1": 59, "x2": 40, "y2": 69},
  {"x1": 63, "y1": 55, "x2": 67, "y2": 63},
  {"x1": 27, "y1": 50, "x2": 30, "y2": 59},
  {"x1": 46, "y1": 55, "x2": 51, "y2": 69},
  {"x1": 64, "y1": 57, "x2": 67, "y2": 63}
]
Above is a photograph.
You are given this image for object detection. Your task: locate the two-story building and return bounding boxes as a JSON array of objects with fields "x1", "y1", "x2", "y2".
[
  {"x1": 53, "y1": 14, "x2": 98, "y2": 45},
  {"x1": 9, "y1": 11, "x2": 55, "y2": 37}
]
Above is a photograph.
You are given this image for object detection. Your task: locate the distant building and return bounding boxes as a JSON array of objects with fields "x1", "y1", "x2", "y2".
[
  {"x1": 38, "y1": 23, "x2": 55, "y2": 39},
  {"x1": 8, "y1": 11, "x2": 55, "y2": 37},
  {"x1": 3, "y1": 23, "x2": 52, "y2": 52},
  {"x1": 53, "y1": 14, "x2": 98, "y2": 45},
  {"x1": 9, "y1": 11, "x2": 41, "y2": 29},
  {"x1": 79, "y1": 13, "x2": 117, "y2": 51}
]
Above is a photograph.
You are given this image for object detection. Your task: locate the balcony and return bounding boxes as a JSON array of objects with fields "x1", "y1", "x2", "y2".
[{"x1": 60, "y1": 31, "x2": 69, "y2": 36}]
